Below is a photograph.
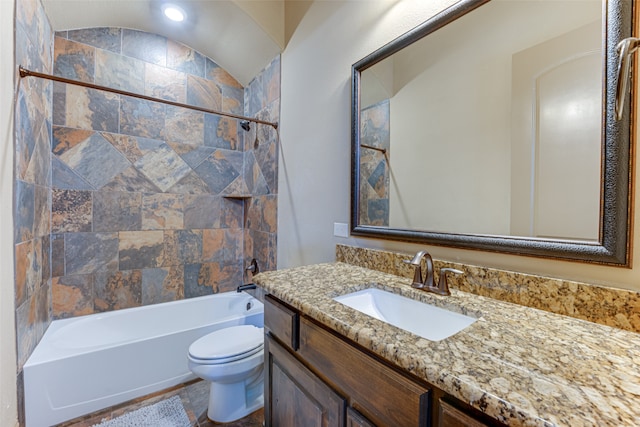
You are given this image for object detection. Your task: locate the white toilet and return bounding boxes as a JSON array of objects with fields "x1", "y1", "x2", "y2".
[{"x1": 188, "y1": 324, "x2": 265, "y2": 423}]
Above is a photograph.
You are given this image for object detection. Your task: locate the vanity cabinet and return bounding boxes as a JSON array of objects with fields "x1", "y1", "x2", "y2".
[
  {"x1": 266, "y1": 334, "x2": 345, "y2": 426},
  {"x1": 264, "y1": 294, "x2": 504, "y2": 427}
]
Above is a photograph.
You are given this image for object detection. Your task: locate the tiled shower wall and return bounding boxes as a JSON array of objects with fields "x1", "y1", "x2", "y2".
[
  {"x1": 359, "y1": 99, "x2": 389, "y2": 226},
  {"x1": 14, "y1": 0, "x2": 54, "y2": 422},
  {"x1": 14, "y1": 0, "x2": 54, "y2": 373},
  {"x1": 243, "y1": 58, "x2": 279, "y2": 273},
  {"x1": 50, "y1": 28, "x2": 279, "y2": 318}
]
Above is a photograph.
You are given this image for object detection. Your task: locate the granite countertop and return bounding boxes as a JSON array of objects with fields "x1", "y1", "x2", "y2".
[{"x1": 254, "y1": 262, "x2": 640, "y2": 427}]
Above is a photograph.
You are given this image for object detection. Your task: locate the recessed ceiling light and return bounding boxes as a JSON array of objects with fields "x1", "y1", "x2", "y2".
[{"x1": 162, "y1": 4, "x2": 186, "y2": 22}]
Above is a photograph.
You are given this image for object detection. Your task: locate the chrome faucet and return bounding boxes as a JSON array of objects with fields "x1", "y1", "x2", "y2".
[
  {"x1": 237, "y1": 259, "x2": 260, "y2": 293},
  {"x1": 405, "y1": 250, "x2": 463, "y2": 296}
]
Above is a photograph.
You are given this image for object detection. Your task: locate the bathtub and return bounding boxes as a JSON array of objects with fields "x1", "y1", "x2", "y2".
[{"x1": 23, "y1": 292, "x2": 264, "y2": 427}]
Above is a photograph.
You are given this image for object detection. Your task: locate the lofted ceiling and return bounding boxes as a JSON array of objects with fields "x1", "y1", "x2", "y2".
[{"x1": 42, "y1": 0, "x2": 287, "y2": 86}]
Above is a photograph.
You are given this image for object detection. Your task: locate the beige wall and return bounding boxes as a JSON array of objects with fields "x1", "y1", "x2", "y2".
[
  {"x1": 279, "y1": 0, "x2": 640, "y2": 292},
  {"x1": 388, "y1": 35, "x2": 512, "y2": 234},
  {"x1": 1, "y1": 0, "x2": 18, "y2": 423},
  {"x1": 279, "y1": 0, "x2": 456, "y2": 267}
]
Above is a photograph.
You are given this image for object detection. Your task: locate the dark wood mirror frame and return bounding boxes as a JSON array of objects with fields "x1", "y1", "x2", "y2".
[{"x1": 351, "y1": 0, "x2": 635, "y2": 266}]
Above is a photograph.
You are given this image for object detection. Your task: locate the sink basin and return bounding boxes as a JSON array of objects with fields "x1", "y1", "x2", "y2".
[{"x1": 333, "y1": 288, "x2": 477, "y2": 341}]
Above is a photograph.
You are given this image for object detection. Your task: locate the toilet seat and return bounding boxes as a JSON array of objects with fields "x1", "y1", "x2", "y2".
[{"x1": 189, "y1": 325, "x2": 264, "y2": 365}]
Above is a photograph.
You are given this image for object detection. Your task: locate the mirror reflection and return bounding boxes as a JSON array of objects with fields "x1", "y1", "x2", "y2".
[{"x1": 358, "y1": 0, "x2": 602, "y2": 242}]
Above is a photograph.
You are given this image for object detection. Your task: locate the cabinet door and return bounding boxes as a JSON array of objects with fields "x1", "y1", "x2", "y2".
[
  {"x1": 347, "y1": 407, "x2": 376, "y2": 427},
  {"x1": 265, "y1": 335, "x2": 346, "y2": 427}
]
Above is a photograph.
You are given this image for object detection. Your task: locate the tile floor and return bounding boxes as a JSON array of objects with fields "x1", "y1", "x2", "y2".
[{"x1": 55, "y1": 379, "x2": 264, "y2": 427}]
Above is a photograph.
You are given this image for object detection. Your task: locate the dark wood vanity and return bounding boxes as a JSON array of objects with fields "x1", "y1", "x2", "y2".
[
  {"x1": 255, "y1": 262, "x2": 640, "y2": 426},
  {"x1": 264, "y1": 294, "x2": 505, "y2": 427}
]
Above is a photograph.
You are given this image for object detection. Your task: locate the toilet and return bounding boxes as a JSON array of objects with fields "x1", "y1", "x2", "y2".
[{"x1": 188, "y1": 325, "x2": 264, "y2": 423}]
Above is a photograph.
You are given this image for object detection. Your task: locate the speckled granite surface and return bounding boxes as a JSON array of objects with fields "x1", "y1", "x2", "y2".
[
  {"x1": 254, "y1": 263, "x2": 640, "y2": 427},
  {"x1": 336, "y1": 244, "x2": 640, "y2": 333}
]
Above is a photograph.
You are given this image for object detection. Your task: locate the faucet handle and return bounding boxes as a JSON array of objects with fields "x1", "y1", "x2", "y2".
[
  {"x1": 403, "y1": 259, "x2": 424, "y2": 288},
  {"x1": 436, "y1": 268, "x2": 464, "y2": 296},
  {"x1": 245, "y1": 258, "x2": 259, "y2": 274}
]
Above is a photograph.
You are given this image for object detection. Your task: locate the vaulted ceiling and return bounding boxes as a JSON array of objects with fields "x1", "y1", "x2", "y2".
[{"x1": 42, "y1": 0, "x2": 290, "y2": 86}]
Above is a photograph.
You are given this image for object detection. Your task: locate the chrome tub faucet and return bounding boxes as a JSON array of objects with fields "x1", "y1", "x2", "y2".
[{"x1": 237, "y1": 259, "x2": 260, "y2": 292}]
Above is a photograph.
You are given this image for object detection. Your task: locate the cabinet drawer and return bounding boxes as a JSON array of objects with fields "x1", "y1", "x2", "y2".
[
  {"x1": 438, "y1": 400, "x2": 489, "y2": 427},
  {"x1": 299, "y1": 317, "x2": 430, "y2": 426},
  {"x1": 347, "y1": 407, "x2": 376, "y2": 427},
  {"x1": 265, "y1": 295, "x2": 299, "y2": 351}
]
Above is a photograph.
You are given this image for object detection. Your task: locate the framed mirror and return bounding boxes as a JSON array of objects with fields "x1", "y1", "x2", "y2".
[{"x1": 351, "y1": 0, "x2": 635, "y2": 266}]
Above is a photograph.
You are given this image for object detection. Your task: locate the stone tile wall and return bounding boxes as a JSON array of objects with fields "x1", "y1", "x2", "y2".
[
  {"x1": 50, "y1": 29, "x2": 279, "y2": 317},
  {"x1": 14, "y1": 0, "x2": 54, "y2": 422},
  {"x1": 14, "y1": 0, "x2": 54, "y2": 374},
  {"x1": 359, "y1": 99, "x2": 389, "y2": 226},
  {"x1": 244, "y1": 57, "x2": 280, "y2": 272}
]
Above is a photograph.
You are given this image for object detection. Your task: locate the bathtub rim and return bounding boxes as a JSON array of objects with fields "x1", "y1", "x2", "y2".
[{"x1": 24, "y1": 291, "x2": 263, "y2": 367}]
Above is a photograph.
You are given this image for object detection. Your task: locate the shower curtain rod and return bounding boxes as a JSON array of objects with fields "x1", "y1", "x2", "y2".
[
  {"x1": 18, "y1": 66, "x2": 279, "y2": 130},
  {"x1": 360, "y1": 144, "x2": 387, "y2": 155}
]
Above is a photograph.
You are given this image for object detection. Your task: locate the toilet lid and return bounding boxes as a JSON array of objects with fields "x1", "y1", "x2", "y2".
[{"x1": 189, "y1": 325, "x2": 264, "y2": 361}]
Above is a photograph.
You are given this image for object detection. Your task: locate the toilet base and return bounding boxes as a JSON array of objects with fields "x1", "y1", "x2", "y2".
[{"x1": 206, "y1": 366, "x2": 264, "y2": 423}]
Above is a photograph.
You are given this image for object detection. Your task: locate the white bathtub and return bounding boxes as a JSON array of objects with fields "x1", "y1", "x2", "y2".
[{"x1": 23, "y1": 292, "x2": 264, "y2": 427}]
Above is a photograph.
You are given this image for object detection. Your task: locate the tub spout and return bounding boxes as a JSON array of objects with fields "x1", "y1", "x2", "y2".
[{"x1": 237, "y1": 284, "x2": 257, "y2": 293}]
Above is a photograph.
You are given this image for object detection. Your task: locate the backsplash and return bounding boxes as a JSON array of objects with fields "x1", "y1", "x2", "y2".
[{"x1": 336, "y1": 244, "x2": 640, "y2": 333}]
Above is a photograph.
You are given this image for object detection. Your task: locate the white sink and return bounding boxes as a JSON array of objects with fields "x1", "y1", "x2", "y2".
[{"x1": 333, "y1": 288, "x2": 477, "y2": 341}]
